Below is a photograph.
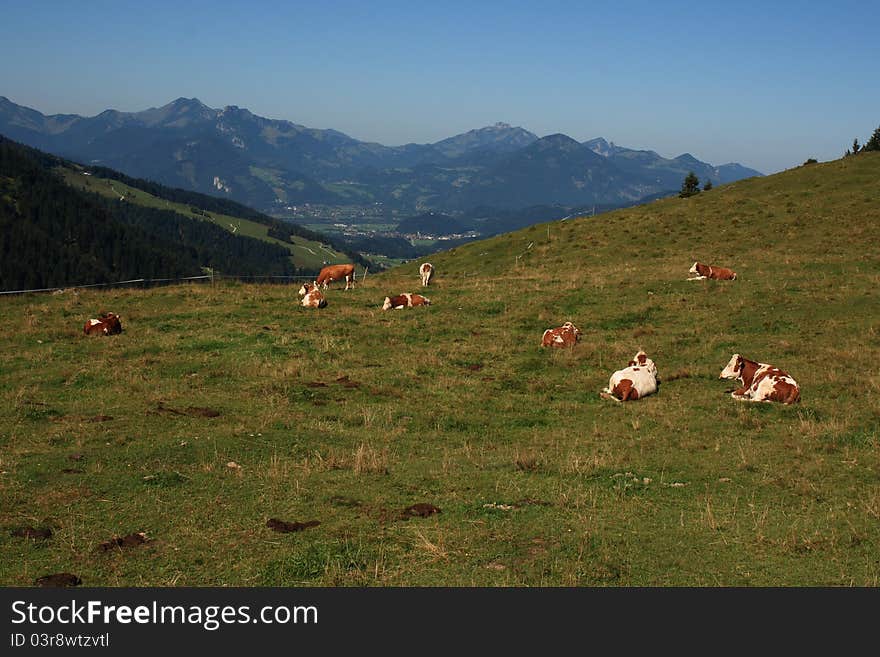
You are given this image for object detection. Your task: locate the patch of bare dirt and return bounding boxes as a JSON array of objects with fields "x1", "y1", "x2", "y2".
[
  {"x1": 98, "y1": 531, "x2": 149, "y2": 552},
  {"x1": 35, "y1": 573, "x2": 81, "y2": 587},
  {"x1": 266, "y1": 518, "x2": 321, "y2": 533},
  {"x1": 153, "y1": 402, "x2": 220, "y2": 417},
  {"x1": 400, "y1": 503, "x2": 441, "y2": 519},
  {"x1": 11, "y1": 526, "x2": 53, "y2": 540}
]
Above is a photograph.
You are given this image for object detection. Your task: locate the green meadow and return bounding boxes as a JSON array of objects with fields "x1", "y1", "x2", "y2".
[{"x1": 1, "y1": 154, "x2": 878, "y2": 586}]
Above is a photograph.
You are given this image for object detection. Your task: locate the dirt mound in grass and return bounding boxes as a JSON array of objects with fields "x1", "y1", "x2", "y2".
[
  {"x1": 11, "y1": 526, "x2": 53, "y2": 540},
  {"x1": 35, "y1": 573, "x2": 81, "y2": 587},
  {"x1": 266, "y1": 518, "x2": 321, "y2": 533},
  {"x1": 98, "y1": 531, "x2": 149, "y2": 551}
]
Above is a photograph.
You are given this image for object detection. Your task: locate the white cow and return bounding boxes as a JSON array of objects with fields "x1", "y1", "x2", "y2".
[
  {"x1": 419, "y1": 262, "x2": 435, "y2": 287},
  {"x1": 602, "y1": 351, "x2": 659, "y2": 402}
]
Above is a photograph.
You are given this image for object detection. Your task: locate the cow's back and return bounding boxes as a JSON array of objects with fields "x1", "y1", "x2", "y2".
[
  {"x1": 750, "y1": 366, "x2": 800, "y2": 404},
  {"x1": 607, "y1": 366, "x2": 658, "y2": 401},
  {"x1": 317, "y1": 263, "x2": 355, "y2": 284}
]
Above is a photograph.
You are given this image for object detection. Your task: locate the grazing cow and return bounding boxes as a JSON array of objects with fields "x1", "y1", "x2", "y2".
[
  {"x1": 83, "y1": 312, "x2": 122, "y2": 336},
  {"x1": 297, "y1": 282, "x2": 327, "y2": 308},
  {"x1": 316, "y1": 263, "x2": 356, "y2": 290},
  {"x1": 382, "y1": 293, "x2": 431, "y2": 310},
  {"x1": 688, "y1": 261, "x2": 737, "y2": 280},
  {"x1": 419, "y1": 262, "x2": 434, "y2": 287},
  {"x1": 541, "y1": 321, "x2": 581, "y2": 348},
  {"x1": 602, "y1": 350, "x2": 659, "y2": 402},
  {"x1": 719, "y1": 354, "x2": 800, "y2": 404}
]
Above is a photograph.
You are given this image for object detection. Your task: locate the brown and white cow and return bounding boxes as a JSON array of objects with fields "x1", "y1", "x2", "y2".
[
  {"x1": 541, "y1": 321, "x2": 581, "y2": 348},
  {"x1": 419, "y1": 262, "x2": 434, "y2": 287},
  {"x1": 382, "y1": 293, "x2": 431, "y2": 310},
  {"x1": 297, "y1": 282, "x2": 327, "y2": 308},
  {"x1": 316, "y1": 263, "x2": 356, "y2": 290},
  {"x1": 688, "y1": 261, "x2": 737, "y2": 280},
  {"x1": 83, "y1": 312, "x2": 122, "y2": 336},
  {"x1": 719, "y1": 354, "x2": 800, "y2": 404},
  {"x1": 602, "y1": 350, "x2": 659, "y2": 402}
]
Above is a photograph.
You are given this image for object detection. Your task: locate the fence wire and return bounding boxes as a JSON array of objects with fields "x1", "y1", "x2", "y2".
[{"x1": 0, "y1": 274, "x2": 319, "y2": 297}]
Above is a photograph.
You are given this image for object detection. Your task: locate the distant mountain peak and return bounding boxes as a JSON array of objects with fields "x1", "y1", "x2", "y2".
[
  {"x1": 535, "y1": 133, "x2": 582, "y2": 148},
  {"x1": 431, "y1": 122, "x2": 538, "y2": 159},
  {"x1": 219, "y1": 104, "x2": 255, "y2": 118},
  {"x1": 169, "y1": 97, "x2": 208, "y2": 109},
  {"x1": 584, "y1": 137, "x2": 615, "y2": 157}
]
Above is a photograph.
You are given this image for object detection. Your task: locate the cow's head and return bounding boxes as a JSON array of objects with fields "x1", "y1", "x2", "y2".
[
  {"x1": 297, "y1": 282, "x2": 312, "y2": 297},
  {"x1": 720, "y1": 354, "x2": 744, "y2": 380},
  {"x1": 629, "y1": 350, "x2": 657, "y2": 376},
  {"x1": 382, "y1": 296, "x2": 393, "y2": 311},
  {"x1": 102, "y1": 313, "x2": 122, "y2": 335},
  {"x1": 562, "y1": 322, "x2": 581, "y2": 339},
  {"x1": 690, "y1": 261, "x2": 710, "y2": 276}
]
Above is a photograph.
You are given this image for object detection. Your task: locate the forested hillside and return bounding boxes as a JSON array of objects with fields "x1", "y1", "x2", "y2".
[
  {"x1": 0, "y1": 137, "x2": 207, "y2": 290},
  {"x1": 0, "y1": 137, "x2": 367, "y2": 291}
]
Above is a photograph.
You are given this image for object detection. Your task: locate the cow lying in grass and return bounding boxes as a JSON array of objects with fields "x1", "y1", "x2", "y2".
[
  {"x1": 83, "y1": 312, "x2": 122, "y2": 336},
  {"x1": 719, "y1": 354, "x2": 800, "y2": 404},
  {"x1": 688, "y1": 261, "x2": 737, "y2": 280},
  {"x1": 541, "y1": 322, "x2": 581, "y2": 348},
  {"x1": 602, "y1": 351, "x2": 659, "y2": 402},
  {"x1": 382, "y1": 293, "x2": 431, "y2": 310},
  {"x1": 298, "y1": 282, "x2": 327, "y2": 308}
]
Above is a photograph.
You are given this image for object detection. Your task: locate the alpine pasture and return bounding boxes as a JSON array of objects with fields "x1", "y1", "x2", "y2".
[{"x1": 1, "y1": 153, "x2": 878, "y2": 586}]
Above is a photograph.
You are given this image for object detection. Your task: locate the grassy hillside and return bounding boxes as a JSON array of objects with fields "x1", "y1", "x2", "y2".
[
  {"x1": 61, "y1": 169, "x2": 355, "y2": 273},
  {"x1": 1, "y1": 154, "x2": 878, "y2": 586}
]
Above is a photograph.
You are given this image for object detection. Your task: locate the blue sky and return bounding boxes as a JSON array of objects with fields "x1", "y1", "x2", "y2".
[{"x1": 1, "y1": 1, "x2": 878, "y2": 173}]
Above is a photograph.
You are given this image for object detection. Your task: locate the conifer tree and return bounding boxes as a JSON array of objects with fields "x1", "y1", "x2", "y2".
[
  {"x1": 863, "y1": 125, "x2": 880, "y2": 152},
  {"x1": 679, "y1": 171, "x2": 701, "y2": 198}
]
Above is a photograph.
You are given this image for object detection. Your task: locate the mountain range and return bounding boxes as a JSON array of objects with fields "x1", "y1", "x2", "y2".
[{"x1": 0, "y1": 96, "x2": 762, "y2": 215}]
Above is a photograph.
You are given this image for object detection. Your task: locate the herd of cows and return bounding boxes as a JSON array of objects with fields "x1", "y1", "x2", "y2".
[
  {"x1": 540, "y1": 260, "x2": 799, "y2": 405},
  {"x1": 82, "y1": 258, "x2": 800, "y2": 406}
]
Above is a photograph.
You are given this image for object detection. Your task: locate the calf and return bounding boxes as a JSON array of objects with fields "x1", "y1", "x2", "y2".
[
  {"x1": 541, "y1": 321, "x2": 581, "y2": 348},
  {"x1": 688, "y1": 261, "x2": 737, "y2": 280},
  {"x1": 83, "y1": 312, "x2": 122, "y2": 336},
  {"x1": 719, "y1": 354, "x2": 800, "y2": 404},
  {"x1": 298, "y1": 282, "x2": 327, "y2": 308},
  {"x1": 382, "y1": 293, "x2": 431, "y2": 310},
  {"x1": 602, "y1": 350, "x2": 659, "y2": 402},
  {"x1": 419, "y1": 262, "x2": 434, "y2": 287},
  {"x1": 316, "y1": 263, "x2": 356, "y2": 290}
]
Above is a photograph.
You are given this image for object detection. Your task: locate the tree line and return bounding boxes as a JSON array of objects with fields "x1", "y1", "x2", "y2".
[{"x1": 845, "y1": 124, "x2": 880, "y2": 157}]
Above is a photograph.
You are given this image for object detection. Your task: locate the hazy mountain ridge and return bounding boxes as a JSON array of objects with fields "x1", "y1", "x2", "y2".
[
  {"x1": 585, "y1": 136, "x2": 763, "y2": 189},
  {"x1": 0, "y1": 96, "x2": 762, "y2": 215}
]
